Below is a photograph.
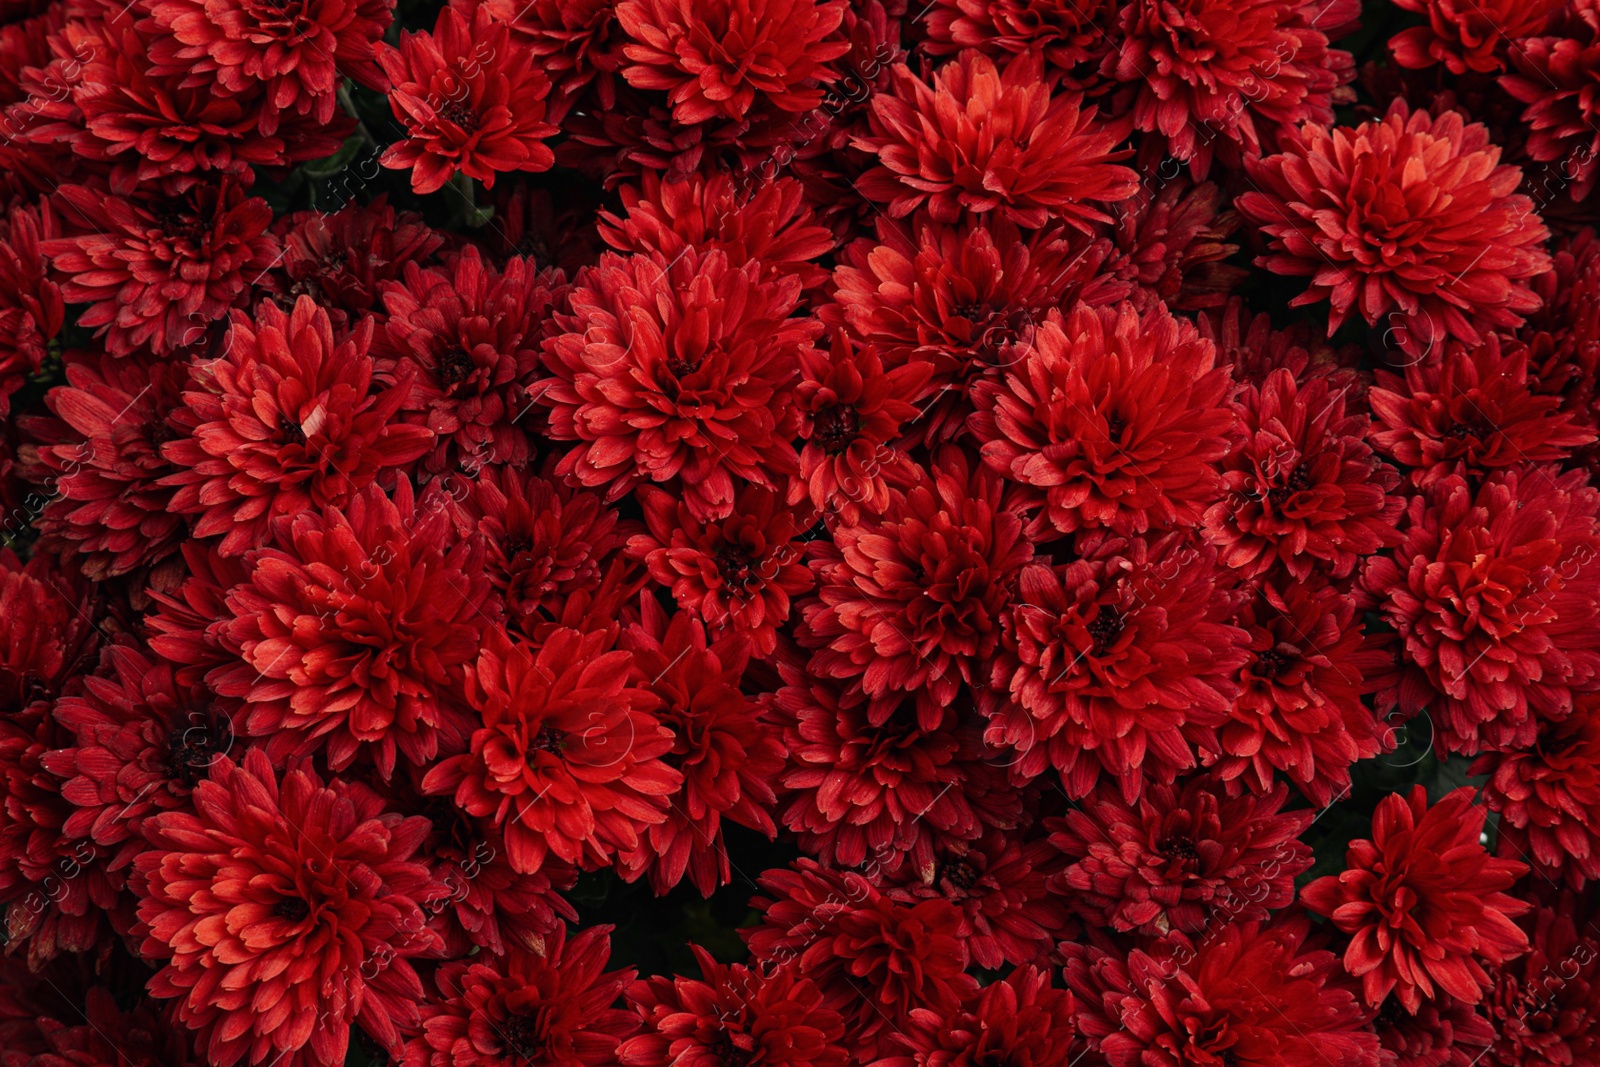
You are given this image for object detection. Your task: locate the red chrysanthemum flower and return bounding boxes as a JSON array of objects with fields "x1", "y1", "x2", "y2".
[
  {"x1": 1503, "y1": 7, "x2": 1600, "y2": 204},
  {"x1": 614, "y1": 0, "x2": 848, "y2": 124},
  {"x1": 1213, "y1": 576, "x2": 1387, "y2": 806},
  {"x1": 1360, "y1": 466, "x2": 1600, "y2": 755},
  {"x1": 1301, "y1": 785, "x2": 1531, "y2": 1013},
  {"x1": 1204, "y1": 366, "x2": 1403, "y2": 581},
  {"x1": 24, "y1": 351, "x2": 187, "y2": 582},
  {"x1": 205, "y1": 481, "x2": 492, "y2": 776},
  {"x1": 40, "y1": 642, "x2": 234, "y2": 881},
  {"x1": 1473, "y1": 694, "x2": 1600, "y2": 889},
  {"x1": 0, "y1": 204, "x2": 62, "y2": 416},
  {"x1": 982, "y1": 530, "x2": 1248, "y2": 800},
  {"x1": 1064, "y1": 919, "x2": 1382, "y2": 1067},
  {"x1": 133, "y1": 748, "x2": 440, "y2": 1067},
  {"x1": 770, "y1": 671, "x2": 998, "y2": 874},
  {"x1": 535, "y1": 247, "x2": 817, "y2": 521},
  {"x1": 628, "y1": 484, "x2": 812, "y2": 657},
  {"x1": 422, "y1": 623, "x2": 680, "y2": 874},
  {"x1": 1483, "y1": 896, "x2": 1600, "y2": 1067},
  {"x1": 1238, "y1": 102, "x2": 1552, "y2": 358},
  {"x1": 854, "y1": 50, "x2": 1136, "y2": 229},
  {"x1": 42, "y1": 180, "x2": 278, "y2": 358},
  {"x1": 598, "y1": 171, "x2": 835, "y2": 292},
  {"x1": 1390, "y1": 0, "x2": 1561, "y2": 73},
  {"x1": 142, "y1": 0, "x2": 392, "y2": 129},
  {"x1": 272, "y1": 199, "x2": 445, "y2": 328},
  {"x1": 380, "y1": 248, "x2": 565, "y2": 473},
  {"x1": 1107, "y1": 0, "x2": 1358, "y2": 176},
  {"x1": 614, "y1": 599, "x2": 784, "y2": 895},
  {"x1": 0, "y1": 701, "x2": 118, "y2": 969},
  {"x1": 377, "y1": 5, "x2": 558, "y2": 193},
  {"x1": 403, "y1": 926, "x2": 637, "y2": 1067},
  {"x1": 12, "y1": 988, "x2": 200, "y2": 1067},
  {"x1": 25, "y1": 20, "x2": 351, "y2": 195},
  {"x1": 1374, "y1": 993, "x2": 1495, "y2": 1067},
  {"x1": 161, "y1": 295, "x2": 433, "y2": 556},
  {"x1": 1107, "y1": 178, "x2": 1248, "y2": 313},
  {"x1": 375, "y1": 773, "x2": 578, "y2": 959},
  {"x1": 870, "y1": 828, "x2": 1069, "y2": 971},
  {"x1": 620, "y1": 944, "x2": 848, "y2": 1067},
  {"x1": 922, "y1": 0, "x2": 1111, "y2": 66},
  {"x1": 1525, "y1": 227, "x2": 1600, "y2": 437},
  {"x1": 791, "y1": 330, "x2": 929, "y2": 523},
  {"x1": 877, "y1": 966, "x2": 1077, "y2": 1067},
  {"x1": 455, "y1": 464, "x2": 630, "y2": 636},
  {"x1": 824, "y1": 213, "x2": 1125, "y2": 445},
  {"x1": 1369, "y1": 337, "x2": 1595, "y2": 486},
  {"x1": 1048, "y1": 777, "x2": 1311, "y2": 939},
  {"x1": 970, "y1": 302, "x2": 1237, "y2": 536},
  {"x1": 497, "y1": 0, "x2": 629, "y2": 112},
  {"x1": 799, "y1": 447, "x2": 1032, "y2": 707},
  {"x1": 0, "y1": 548, "x2": 97, "y2": 708},
  {"x1": 1200, "y1": 295, "x2": 1368, "y2": 395},
  {"x1": 745, "y1": 860, "x2": 976, "y2": 1059}
]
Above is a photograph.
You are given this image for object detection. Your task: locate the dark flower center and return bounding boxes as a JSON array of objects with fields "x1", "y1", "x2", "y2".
[
  {"x1": 167, "y1": 708, "x2": 232, "y2": 785},
  {"x1": 439, "y1": 101, "x2": 478, "y2": 130},
  {"x1": 499, "y1": 1013, "x2": 543, "y2": 1063},
  {"x1": 1086, "y1": 607, "x2": 1126, "y2": 655},
  {"x1": 939, "y1": 858, "x2": 981, "y2": 891},
  {"x1": 274, "y1": 897, "x2": 310, "y2": 922},
  {"x1": 1104, "y1": 413, "x2": 1127, "y2": 440},
  {"x1": 502, "y1": 535, "x2": 533, "y2": 559},
  {"x1": 715, "y1": 543, "x2": 760, "y2": 599},
  {"x1": 1445, "y1": 413, "x2": 1496, "y2": 440},
  {"x1": 278, "y1": 414, "x2": 306, "y2": 444},
  {"x1": 528, "y1": 726, "x2": 566, "y2": 759},
  {"x1": 1160, "y1": 835, "x2": 1199, "y2": 862},
  {"x1": 707, "y1": 1030, "x2": 753, "y2": 1067},
  {"x1": 813, "y1": 403, "x2": 861, "y2": 453},
  {"x1": 438, "y1": 347, "x2": 475, "y2": 390},
  {"x1": 1266, "y1": 463, "x2": 1313, "y2": 509},
  {"x1": 667, "y1": 351, "x2": 703, "y2": 377},
  {"x1": 1253, "y1": 647, "x2": 1295, "y2": 680}
]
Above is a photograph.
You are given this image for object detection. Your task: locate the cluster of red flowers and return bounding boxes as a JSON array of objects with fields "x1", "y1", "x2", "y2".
[{"x1": 1, "y1": 0, "x2": 1598, "y2": 1063}]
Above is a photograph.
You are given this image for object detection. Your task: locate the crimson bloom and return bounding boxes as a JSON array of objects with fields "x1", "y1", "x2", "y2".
[
  {"x1": 536, "y1": 248, "x2": 816, "y2": 521},
  {"x1": 1239, "y1": 102, "x2": 1552, "y2": 358},
  {"x1": 1503, "y1": 7, "x2": 1600, "y2": 204},
  {"x1": 1047, "y1": 777, "x2": 1311, "y2": 939},
  {"x1": 380, "y1": 247, "x2": 565, "y2": 473},
  {"x1": 872, "y1": 966, "x2": 1077, "y2": 1067},
  {"x1": 1361, "y1": 466, "x2": 1600, "y2": 755},
  {"x1": 402, "y1": 926, "x2": 637, "y2": 1067},
  {"x1": 1064, "y1": 919, "x2": 1382, "y2": 1067},
  {"x1": 800, "y1": 447, "x2": 1032, "y2": 707},
  {"x1": 1108, "y1": 0, "x2": 1358, "y2": 176},
  {"x1": 204, "y1": 481, "x2": 492, "y2": 777},
  {"x1": 377, "y1": 5, "x2": 559, "y2": 193},
  {"x1": 1204, "y1": 367, "x2": 1403, "y2": 581},
  {"x1": 162, "y1": 295, "x2": 433, "y2": 557},
  {"x1": 628, "y1": 483, "x2": 812, "y2": 657},
  {"x1": 1389, "y1": 0, "x2": 1561, "y2": 73},
  {"x1": 133, "y1": 749, "x2": 439, "y2": 1067},
  {"x1": 614, "y1": 0, "x2": 848, "y2": 124},
  {"x1": 1483, "y1": 896, "x2": 1600, "y2": 1067},
  {"x1": 853, "y1": 50, "x2": 1137, "y2": 229},
  {"x1": 982, "y1": 530, "x2": 1248, "y2": 800},
  {"x1": 142, "y1": 0, "x2": 393, "y2": 128},
  {"x1": 746, "y1": 860, "x2": 976, "y2": 1060},
  {"x1": 42, "y1": 180, "x2": 278, "y2": 358},
  {"x1": 1474, "y1": 694, "x2": 1600, "y2": 889},
  {"x1": 620, "y1": 945, "x2": 848, "y2": 1067},
  {"x1": 1301, "y1": 786, "x2": 1531, "y2": 1013},
  {"x1": 615, "y1": 599, "x2": 784, "y2": 895},
  {"x1": 969, "y1": 303, "x2": 1238, "y2": 536},
  {"x1": 422, "y1": 624, "x2": 680, "y2": 874}
]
